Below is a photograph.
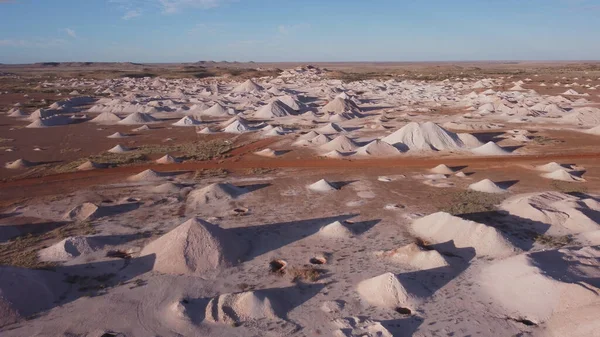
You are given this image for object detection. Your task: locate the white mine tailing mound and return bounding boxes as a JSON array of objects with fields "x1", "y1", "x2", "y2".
[
  {"x1": 232, "y1": 79, "x2": 264, "y2": 93},
  {"x1": 307, "y1": 179, "x2": 337, "y2": 192},
  {"x1": 317, "y1": 122, "x2": 345, "y2": 135},
  {"x1": 541, "y1": 169, "x2": 585, "y2": 182},
  {"x1": 478, "y1": 248, "x2": 600, "y2": 330},
  {"x1": 0, "y1": 266, "x2": 67, "y2": 327},
  {"x1": 172, "y1": 116, "x2": 201, "y2": 126},
  {"x1": 500, "y1": 191, "x2": 600, "y2": 235},
  {"x1": 457, "y1": 133, "x2": 484, "y2": 148},
  {"x1": 197, "y1": 127, "x2": 216, "y2": 134},
  {"x1": 354, "y1": 140, "x2": 401, "y2": 157},
  {"x1": 308, "y1": 134, "x2": 331, "y2": 146},
  {"x1": 204, "y1": 291, "x2": 278, "y2": 324},
  {"x1": 471, "y1": 141, "x2": 509, "y2": 156},
  {"x1": 585, "y1": 125, "x2": 600, "y2": 135},
  {"x1": 382, "y1": 122, "x2": 464, "y2": 151},
  {"x1": 356, "y1": 272, "x2": 419, "y2": 310},
  {"x1": 108, "y1": 144, "x2": 130, "y2": 153},
  {"x1": 90, "y1": 111, "x2": 122, "y2": 124},
  {"x1": 411, "y1": 212, "x2": 516, "y2": 258},
  {"x1": 201, "y1": 103, "x2": 230, "y2": 117},
  {"x1": 430, "y1": 164, "x2": 455, "y2": 175},
  {"x1": 468, "y1": 179, "x2": 507, "y2": 194},
  {"x1": 254, "y1": 100, "x2": 296, "y2": 119},
  {"x1": 133, "y1": 124, "x2": 151, "y2": 132},
  {"x1": 77, "y1": 160, "x2": 103, "y2": 171},
  {"x1": 223, "y1": 118, "x2": 250, "y2": 133},
  {"x1": 331, "y1": 317, "x2": 393, "y2": 337},
  {"x1": 128, "y1": 169, "x2": 163, "y2": 182},
  {"x1": 319, "y1": 135, "x2": 358, "y2": 152},
  {"x1": 298, "y1": 130, "x2": 320, "y2": 141},
  {"x1": 5, "y1": 159, "x2": 33, "y2": 169},
  {"x1": 26, "y1": 115, "x2": 72, "y2": 128},
  {"x1": 255, "y1": 148, "x2": 277, "y2": 158},
  {"x1": 8, "y1": 109, "x2": 27, "y2": 117},
  {"x1": 455, "y1": 171, "x2": 468, "y2": 178},
  {"x1": 277, "y1": 95, "x2": 303, "y2": 111},
  {"x1": 107, "y1": 132, "x2": 127, "y2": 139},
  {"x1": 38, "y1": 236, "x2": 100, "y2": 262},
  {"x1": 536, "y1": 162, "x2": 571, "y2": 172},
  {"x1": 140, "y1": 218, "x2": 248, "y2": 275},
  {"x1": 319, "y1": 221, "x2": 354, "y2": 239},
  {"x1": 322, "y1": 97, "x2": 361, "y2": 114},
  {"x1": 117, "y1": 112, "x2": 158, "y2": 125},
  {"x1": 377, "y1": 243, "x2": 449, "y2": 271},
  {"x1": 156, "y1": 154, "x2": 178, "y2": 164},
  {"x1": 186, "y1": 183, "x2": 247, "y2": 209},
  {"x1": 323, "y1": 150, "x2": 348, "y2": 159},
  {"x1": 64, "y1": 202, "x2": 100, "y2": 221},
  {"x1": 150, "y1": 182, "x2": 182, "y2": 194}
]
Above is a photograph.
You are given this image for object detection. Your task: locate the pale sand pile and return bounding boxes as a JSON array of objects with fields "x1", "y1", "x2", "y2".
[
  {"x1": 25, "y1": 115, "x2": 73, "y2": 128},
  {"x1": 64, "y1": 202, "x2": 100, "y2": 221},
  {"x1": 223, "y1": 119, "x2": 250, "y2": 133},
  {"x1": 156, "y1": 154, "x2": 179, "y2": 164},
  {"x1": 132, "y1": 124, "x2": 151, "y2": 132},
  {"x1": 307, "y1": 179, "x2": 337, "y2": 192},
  {"x1": 322, "y1": 150, "x2": 349, "y2": 159},
  {"x1": 140, "y1": 218, "x2": 248, "y2": 275},
  {"x1": 468, "y1": 179, "x2": 507, "y2": 194},
  {"x1": 90, "y1": 112, "x2": 121, "y2": 124},
  {"x1": 585, "y1": 125, "x2": 600, "y2": 135},
  {"x1": 356, "y1": 272, "x2": 419, "y2": 310},
  {"x1": 5, "y1": 159, "x2": 33, "y2": 169},
  {"x1": 319, "y1": 221, "x2": 353, "y2": 238},
  {"x1": 0, "y1": 266, "x2": 66, "y2": 327},
  {"x1": 332, "y1": 317, "x2": 393, "y2": 337},
  {"x1": 254, "y1": 100, "x2": 296, "y2": 118},
  {"x1": 541, "y1": 169, "x2": 585, "y2": 182},
  {"x1": 322, "y1": 97, "x2": 361, "y2": 113},
  {"x1": 201, "y1": 103, "x2": 230, "y2": 117},
  {"x1": 197, "y1": 127, "x2": 216, "y2": 134},
  {"x1": 307, "y1": 134, "x2": 331, "y2": 146},
  {"x1": 478, "y1": 248, "x2": 600, "y2": 332},
  {"x1": 455, "y1": 171, "x2": 468, "y2": 178},
  {"x1": 107, "y1": 132, "x2": 127, "y2": 139},
  {"x1": 107, "y1": 144, "x2": 130, "y2": 153},
  {"x1": 430, "y1": 164, "x2": 455, "y2": 174},
  {"x1": 117, "y1": 112, "x2": 157, "y2": 125},
  {"x1": 354, "y1": 140, "x2": 401, "y2": 157},
  {"x1": 204, "y1": 291, "x2": 278, "y2": 325},
  {"x1": 150, "y1": 182, "x2": 182, "y2": 194},
  {"x1": 412, "y1": 212, "x2": 516, "y2": 257},
  {"x1": 382, "y1": 122, "x2": 464, "y2": 151},
  {"x1": 186, "y1": 183, "x2": 247, "y2": 209},
  {"x1": 232, "y1": 79, "x2": 263, "y2": 93},
  {"x1": 277, "y1": 95, "x2": 303, "y2": 111},
  {"x1": 319, "y1": 135, "x2": 358, "y2": 152},
  {"x1": 77, "y1": 161, "x2": 105, "y2": 171},
  {"x1": 254, "y1": 148, "x2": 278, "y2": 158},
  {"x1": 172, "y1": 116, "x2": 201, "y2": 126},
  {"x1": 128, "y1": 169, "x2": 164, "y2": 182},
  {"x1": 471, "y1": 141, "x2": 509, "y2": 156},
  {"x1": 376, "y1": 243, "x2": 449, "y2": 270},
  {"x1": 317, "y1": 122, "x2": 345, "y2": 134},
  {"x1": 38, "y1": 236, "x2": 100, "y2": 262},
  {"x1": 500, "y1": 191, "x2": 600, "y2": 235},
  {"x1": 297, "y1": 130, "x2": 320, "y2": 141},
  {"x1": 535, "y1": 162, "x2": 572, "y2": 172},
  {"x1": 8, "y1": 109, "x2": 27, "y2": 118},
  {"x1": 457, "y1": 133, "x2": 484, "y2": 147}
]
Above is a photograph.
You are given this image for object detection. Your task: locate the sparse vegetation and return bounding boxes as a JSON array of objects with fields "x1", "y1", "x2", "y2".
[
  {"x1": 288, "y1": 266, "x2": 324, "y2": 283},
  {"x1": 534, "y1": 234, "x2": 573, "y2": 248},
  {"x1": 0, "y1": 221, "x2": 96, "y2": 269},
  {"x1": 440, "y1": 190, "x2": 507, "y2": 215},
  {"x1": 550, "y1": 181, "x2": 588, "y2": 194}
]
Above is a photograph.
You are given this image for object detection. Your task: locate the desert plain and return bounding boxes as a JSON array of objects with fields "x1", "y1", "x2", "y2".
[{"x1": 0, "y1": 61, "x2": 599, "y2": 337}]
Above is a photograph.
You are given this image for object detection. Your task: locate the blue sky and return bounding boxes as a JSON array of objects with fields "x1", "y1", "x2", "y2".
[{"x1": 1, "y1": 0, "x2": 599, "y2": 63}]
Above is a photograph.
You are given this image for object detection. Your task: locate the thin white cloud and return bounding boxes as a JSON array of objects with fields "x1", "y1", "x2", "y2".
[
  {"x1": 0, "y1": 38, "x2": 68, "y2": 48},
  {"x1": 122, "y1": 9, "x2": 142, "y2": 19},
  {"x1": 159, "y1": 0, "x2": 226, "y2": 13},
  {"x1": 64, "y1": 28, "x2": 77, "y2": 38}
]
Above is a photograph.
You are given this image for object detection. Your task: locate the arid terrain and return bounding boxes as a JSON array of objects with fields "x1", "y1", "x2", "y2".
[{"x1": 1, "y1": 61, "x2": 599, "y2": 337}]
